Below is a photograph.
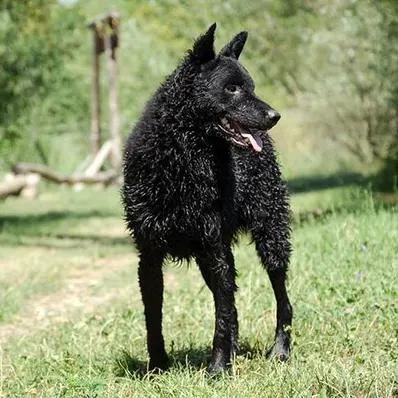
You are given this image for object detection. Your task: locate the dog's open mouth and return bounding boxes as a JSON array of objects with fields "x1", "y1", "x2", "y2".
[{"x1": 217, "y1": 117, "x2": 265, "y2": 152}]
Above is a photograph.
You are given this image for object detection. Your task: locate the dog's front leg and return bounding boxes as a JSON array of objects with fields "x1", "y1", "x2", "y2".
[
  {"x1": 197, "y1": 247, "x2": 237, "y2": 375},
  {"x1": 196, "y1": 247, "x2": 239, "y2": 373},
  {"x1": 252, "y1": 214, "x2": 293, "y2": 362}
]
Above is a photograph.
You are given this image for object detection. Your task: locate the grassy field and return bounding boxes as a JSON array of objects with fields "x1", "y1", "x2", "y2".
[{"x1": 0, "y1": 185, "x2": 397, "y2": 397}]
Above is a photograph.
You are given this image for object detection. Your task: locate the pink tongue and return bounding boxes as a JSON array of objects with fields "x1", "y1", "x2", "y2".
[{"x1": 241, "y1": 133, "x2": 263, "y2": 152}]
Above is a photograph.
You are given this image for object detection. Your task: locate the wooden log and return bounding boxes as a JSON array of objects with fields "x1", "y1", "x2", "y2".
[
  {"x1": 87, "y1": 12, "x2": 118, "y2": 53},
  {"x1": 73, "y1": 154, "x2": 92, "y2": 175},
  {"x1": 89, "y1": 23, "x2": 102, "y2": 155},
  {"x1": 20, "y1": 173, "x2": 41, "y2": 199},
  {"x1": 12, "y1": 163, "x2": 118, "y2": 186},
  {"x1": 0, "y1": 175, "x2": 27, "y2": 199},
  {"x1": 0, "y1": 173, "x2": 40, "y2": 199},
  {"x1": 84, "y1": 140, "x2": 113, "y2": 176},
  {"x1": 73, "y1": 140, "x2": 113, "y2": 191},
  {"x1": 104, "y1": 13, "x2": 122, "y2": 171}
]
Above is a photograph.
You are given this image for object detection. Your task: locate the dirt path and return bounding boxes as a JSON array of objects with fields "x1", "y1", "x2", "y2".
[{"x1": 0, "y1": 254, "x2": 134, "y2": 345}]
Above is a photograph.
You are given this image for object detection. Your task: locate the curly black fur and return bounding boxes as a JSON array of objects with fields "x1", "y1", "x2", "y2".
[{"x1": 122, "y1": 23, "x2": 293, "y2": 374}]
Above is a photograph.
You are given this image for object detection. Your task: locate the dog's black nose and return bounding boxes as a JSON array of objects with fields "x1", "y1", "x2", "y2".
[
  {"x1": 268, "y1": 110, "x2": 281, "y2": 124},
  {"x1": 266, "y1": 110, "x2": 281, "y2": 128}
]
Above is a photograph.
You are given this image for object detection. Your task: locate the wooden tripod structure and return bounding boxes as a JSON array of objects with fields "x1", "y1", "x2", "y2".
[
  {"x1": 0, "y1": 13, "x2": 122, "y2": 199},
  {"x1": 87, "y1": 12, "x2": 121, "y2": 172}
]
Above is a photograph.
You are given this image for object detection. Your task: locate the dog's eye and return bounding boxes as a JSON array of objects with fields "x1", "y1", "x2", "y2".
[{"x1": 225, "y1": 84, "x2": 240, "y2": 94}]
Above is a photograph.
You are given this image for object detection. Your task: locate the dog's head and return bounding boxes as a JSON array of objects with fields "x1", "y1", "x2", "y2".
[{"x1": 190, "y1": 23, "x2": 280, "y2": 152}]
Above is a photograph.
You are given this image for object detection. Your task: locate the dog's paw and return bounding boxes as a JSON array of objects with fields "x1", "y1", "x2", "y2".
[
  {"x1": 266, "y1": 341, "x2": 290, "y2": 362},
  {"x1": 206, "y1": 360, "x2": 229, "y2": 376},
  {"x1": 148, "y1": 354, "x2": 170, "y2": 373}
]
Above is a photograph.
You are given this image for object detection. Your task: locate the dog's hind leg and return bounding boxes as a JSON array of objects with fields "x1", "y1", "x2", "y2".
[
  {"x1": 252, "y1": 224, "x2": 293, "y2": 362},
  {"x1": 195, "y1": 247, "x2": 238, "y2": 374},
  {"x1": 138, "y1": 249, "x2": 169, "y2": 371}
]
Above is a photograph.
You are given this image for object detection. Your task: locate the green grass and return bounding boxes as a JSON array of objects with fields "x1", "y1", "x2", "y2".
[{"x1": 0, "y1": 187, "x2": 397, "y2": 397}]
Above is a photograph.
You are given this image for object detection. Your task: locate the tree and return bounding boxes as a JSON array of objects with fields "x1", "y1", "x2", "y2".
[
  {"x1": 301, "y1": 1, "x2": 398, "y2": 181},
  {"x1": 0, "y1": 0, "x2": 86, "y2": 167}
]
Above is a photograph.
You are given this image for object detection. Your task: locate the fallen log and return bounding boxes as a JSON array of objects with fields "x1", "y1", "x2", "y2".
[
  {"x1": 0, "y1": 175, "x2": 27, "y2": 199},
  {"x1": 12, "y1": 163, "x2": 118, "y2": 186},
  {"x1": 0, "y1": 173, "x2": 40, "y2": 200}
]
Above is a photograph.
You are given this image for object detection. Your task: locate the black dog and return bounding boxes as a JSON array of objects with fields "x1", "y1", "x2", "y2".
[{"x1": 122, "y1": 23, "x2": 292, "y2": 374}]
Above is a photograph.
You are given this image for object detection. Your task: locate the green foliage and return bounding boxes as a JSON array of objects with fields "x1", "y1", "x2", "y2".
[
  {"x1": 0, "y1": 0, "x2": 87, "y2": 168},
  {"x1": 0, "y1": 0, "x2": 397, "y2": 185},
  {"x1": 303, "y1": 1, "x2": 398, "y2": 170}
]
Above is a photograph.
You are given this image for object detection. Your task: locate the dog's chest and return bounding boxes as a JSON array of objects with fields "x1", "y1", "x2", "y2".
[{"x1": 161, "y1": 144, "x2": 236, "y2": 229}]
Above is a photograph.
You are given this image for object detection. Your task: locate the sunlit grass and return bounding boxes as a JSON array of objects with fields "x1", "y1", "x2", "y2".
[{"x1": 0, "y1": 187, "x2": 397, "y2": 397}]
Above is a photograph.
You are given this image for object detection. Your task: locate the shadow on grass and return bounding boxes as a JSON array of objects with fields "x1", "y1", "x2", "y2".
[
  {"x1": 114, "y1": 340, "x2": 264, "y2": 379},
  {"x1": 0, "y1": 234, "x2": 131, "y2": 249},
  {"x1": 114, "y1": 348, "x2": 208, "y2": 379},
  {"x1": 0, "y1": 210, "x2": 119, "y2": 230},
  {"x1": 292, "y1": 194, "x2": 397, "y2": 226},
  {"x1": 0, "y1": 210, "x2": 130, "y2": 248},
  {"x1": 287, "y1": 171, "x2": 370, "y2": 194}
]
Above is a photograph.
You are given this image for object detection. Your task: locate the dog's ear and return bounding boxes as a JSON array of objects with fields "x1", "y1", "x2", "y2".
[
  {"x1": 191, "y1": 23, "x2": 217, "y2": 64},
  {"x1": 219, "y1": 31, "x2": 248, "y2": 59}
]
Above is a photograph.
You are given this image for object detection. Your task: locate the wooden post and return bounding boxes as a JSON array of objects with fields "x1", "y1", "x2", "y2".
[
  {"x1": 104, "y1": 13, "x2": 121, "y2": 170},
  {"x1": 88, "y1": 23, "x2": 102, "y2": 155}
]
